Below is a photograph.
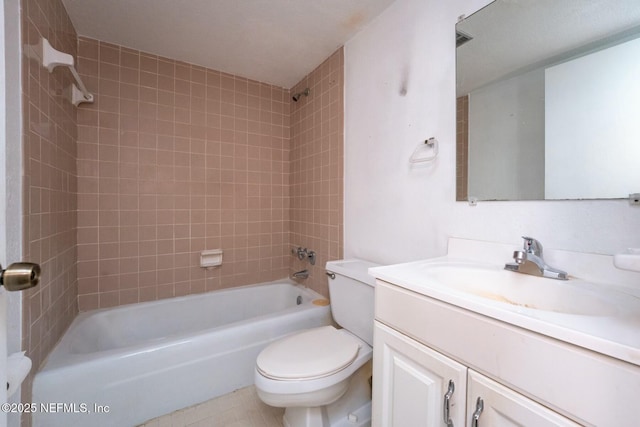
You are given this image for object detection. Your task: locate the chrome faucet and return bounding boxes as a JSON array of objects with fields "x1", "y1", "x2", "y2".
[
  {"x1": 505, "y1": 236, "x2": 568, "y2": 280},
  {"x1": 292, "y1": 247, "x2": 316, "y2": 265},
  {"x1": 292, "y1": 269, "x2": 309, "y2": 280}
]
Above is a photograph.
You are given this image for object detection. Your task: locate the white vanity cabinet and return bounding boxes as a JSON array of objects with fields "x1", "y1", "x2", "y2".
[
  {"x1": 373, "y1": 321, "x2": 579, "y2": 427},
  {"x1": 465, "y1": 370, "x2": 580, "y2": 427},
  {"x1": 372, "y1": 322, "x2": 467, "y2": 426},
  {"x1": 372, "y1": 279, "x2": 640, "y2": 426}
]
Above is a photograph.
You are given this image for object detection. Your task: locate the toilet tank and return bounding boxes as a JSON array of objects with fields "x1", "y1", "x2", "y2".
[{"x1": 326, "y1": 259, "x2": 380, "y2": 346}]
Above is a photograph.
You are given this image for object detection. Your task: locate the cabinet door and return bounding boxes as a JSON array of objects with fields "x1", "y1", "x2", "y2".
[
  {"x1": 373, "y1": 321, "x2": 467, "y2": 427},
  {"x1": 467, "y1": 370, "x2": 581, "y2": 427}
]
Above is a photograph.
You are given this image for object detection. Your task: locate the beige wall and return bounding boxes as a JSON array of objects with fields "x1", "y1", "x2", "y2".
[
  {"x1": 289, "y1": 49, "x2": 344, "y2": 297},
  {"x1": 20, "y1": 0, "x2": 80, "y2": 418},
  {"x1": 75, "y1": 38, "x2": 293, "y2": 310}
]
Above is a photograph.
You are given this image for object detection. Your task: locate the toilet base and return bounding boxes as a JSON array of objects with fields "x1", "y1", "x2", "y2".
[
  {"x1": 282, "y1": 362, "x2": 372, "y2": 427},
  {"x1": 283, "y1": 407, "x2": 329, "y2": 427}
]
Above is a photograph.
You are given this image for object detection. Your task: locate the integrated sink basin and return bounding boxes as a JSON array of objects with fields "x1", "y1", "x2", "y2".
[{"x1": 417, "y1": 261, "x2": 622, "y2": 316}]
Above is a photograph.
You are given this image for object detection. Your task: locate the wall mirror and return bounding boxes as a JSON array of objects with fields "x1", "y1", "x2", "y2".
[{"x1": 456, "y1": 0, "x2": 640, "y2": 201}]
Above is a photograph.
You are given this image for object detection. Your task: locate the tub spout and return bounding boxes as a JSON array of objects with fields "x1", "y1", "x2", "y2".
[{"x1": 292, "y1": 269, "x2": 309, "y2": 280}]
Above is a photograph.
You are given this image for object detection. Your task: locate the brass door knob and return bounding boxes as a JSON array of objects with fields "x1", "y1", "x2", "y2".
[{"x1": 0, "y1": 263, "x2": 41, "y2": 291}]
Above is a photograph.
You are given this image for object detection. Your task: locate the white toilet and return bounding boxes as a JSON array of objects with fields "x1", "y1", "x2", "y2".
[{"x1": 254, "y1": 259, "x2": 379, "y2": 427}]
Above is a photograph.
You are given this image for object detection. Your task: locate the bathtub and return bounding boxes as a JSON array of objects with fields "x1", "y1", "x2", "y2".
[{"x1": 32, "y1": 280, "x2": 332, "y2": 427}]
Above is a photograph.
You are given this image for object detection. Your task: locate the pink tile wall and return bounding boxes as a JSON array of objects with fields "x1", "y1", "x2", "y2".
[
  {"x1": 289, "y1": 49, "x2": 344, "y2": 296},
  {"x1": 75, "y1": 38, "x2": 291, "y2": 310},
  {"x1": 18, "y1": 0, "x2": 345, "y2": 418},
  {"x1": 20, "y1": 0, "x2": 79, "y2": 421}
]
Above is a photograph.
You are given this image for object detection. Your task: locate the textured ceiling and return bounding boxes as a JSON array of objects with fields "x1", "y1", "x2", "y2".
[
  {"x1": 457, "y1": 0, "x2": 640, "y2": 95},
  {"x1": 61, "y1": 0, "x2": 395, "y2": 88}
]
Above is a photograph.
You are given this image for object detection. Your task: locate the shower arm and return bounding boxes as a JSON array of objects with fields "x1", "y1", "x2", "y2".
[{"x1": 292, "y1": 88, "x2": 310, "y2": 102}]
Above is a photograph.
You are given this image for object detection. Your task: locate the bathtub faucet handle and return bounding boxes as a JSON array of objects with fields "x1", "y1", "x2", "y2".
[
  {"x1": 292, "y1": 247, "x2": 316, "y2": 265},
  {"x1": 293, "y1": 247, "x2": 307, "y2": 260}
]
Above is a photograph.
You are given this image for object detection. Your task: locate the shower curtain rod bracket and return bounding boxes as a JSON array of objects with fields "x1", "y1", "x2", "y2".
[
  {"x1": 41, "y1": 37, "x2": 73, "y2": 71},
  {"x1": 70, "y1": 84, "x2": 94, "y2": 107},
  {"x1": 40, "y1": 38, "x2": 94, "y2": 106}
]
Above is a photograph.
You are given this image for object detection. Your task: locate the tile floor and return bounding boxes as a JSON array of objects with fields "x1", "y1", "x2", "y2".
[{"x1": 139, "y1": 386, "x2": 284, "y2": 427}]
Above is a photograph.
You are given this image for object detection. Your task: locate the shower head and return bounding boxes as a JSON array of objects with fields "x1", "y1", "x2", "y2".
[{"x1": 292, "y1": 88, "x2": 310, "y2": 102}]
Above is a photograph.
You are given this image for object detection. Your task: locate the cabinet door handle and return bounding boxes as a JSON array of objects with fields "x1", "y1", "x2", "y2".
[
  {"x1": 443, "y1": 380, "x2": 455, "y2": 427},
  {"x1": 471, "y1": 397, "x2": 484, "y2": 427}
]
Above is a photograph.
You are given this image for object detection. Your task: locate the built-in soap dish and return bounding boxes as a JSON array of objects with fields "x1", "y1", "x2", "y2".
[
  {"x1": 613, "y1": 248, "x2": 640, "y2": 272},
  {"x1": 200, "y1": 249, "x2": 223, "y2": 268}
]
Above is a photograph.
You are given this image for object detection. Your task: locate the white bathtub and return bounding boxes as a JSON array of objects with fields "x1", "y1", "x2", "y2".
[{"x1": 32, "y1": 280, "x2": 332, "y2": 427}]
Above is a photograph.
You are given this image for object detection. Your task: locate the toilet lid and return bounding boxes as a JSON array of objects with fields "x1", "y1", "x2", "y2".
[{"x1": 257, "y1": 326, "x2": 361, "y2": 380}]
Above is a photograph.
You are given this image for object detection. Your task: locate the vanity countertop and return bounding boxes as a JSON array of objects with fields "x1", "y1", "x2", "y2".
[{"x1": 369, "y1": 238, "x2": 640, "y2": 367}]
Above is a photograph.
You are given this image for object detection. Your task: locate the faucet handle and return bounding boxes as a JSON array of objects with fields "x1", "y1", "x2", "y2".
[
  {"x1": 294, "y1": 247, "x2": 307, "y2": 260},
  {"x1": 521, "y1": 236, "x2": 543, "y2": 256}
]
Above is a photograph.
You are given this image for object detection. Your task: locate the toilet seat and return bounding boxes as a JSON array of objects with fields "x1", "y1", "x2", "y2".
[{"x1": 256, "y1": 326, "x2": 361, "y2": 381}]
